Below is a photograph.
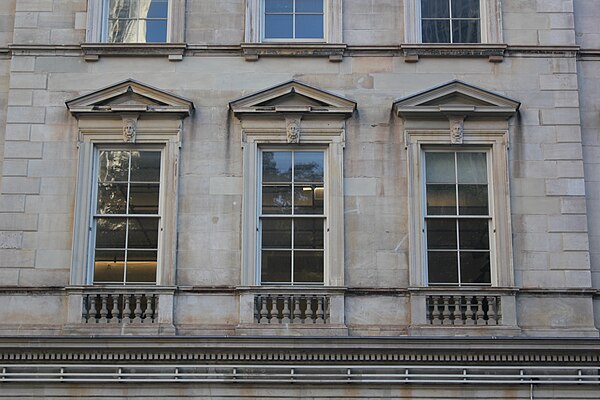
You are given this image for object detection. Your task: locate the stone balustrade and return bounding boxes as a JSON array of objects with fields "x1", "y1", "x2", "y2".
[
  {"x1": 82, "y1": 291, "x2": 158, "y2": 323},
  {"x1": 426, "y1": 294, "x2": 501, "y2": 326},
  {"x1": 255, "y1": 293, "x2": 329, "y2": 324}
]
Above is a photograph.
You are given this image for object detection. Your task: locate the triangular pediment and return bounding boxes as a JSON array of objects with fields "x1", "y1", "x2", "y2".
[
  {"x1": 66, "y1": 79, "x2": 194, "y2": 116},
  {"x1": 393, "y1": 80, "x2": 520, "y2": 119},
  {"x1": 229, "y1": 80, "x2": 356, "y2": 117}
]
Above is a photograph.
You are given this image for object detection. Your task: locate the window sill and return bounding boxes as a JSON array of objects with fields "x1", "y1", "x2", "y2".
[
  {"x1": 401, "y1": 43, "x2": 507, "y2": 63},
  {"x1": 81, "y1": 43, "x2": 187, "y2": 62},
  {"x1": 241, "y1": 42, "x2": 347, "y2": 62}
]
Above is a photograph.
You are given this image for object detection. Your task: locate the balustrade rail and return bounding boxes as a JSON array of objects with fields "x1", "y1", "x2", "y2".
[
  {"x1": 427, "y1": 294, "x2": 501, "y2": 326},
  {"x1": 82, "y1": 292, "x2": 158, "y2": 323},
  {"x1": 254, "y1": 293, "x2": 330, "y2": 324}
]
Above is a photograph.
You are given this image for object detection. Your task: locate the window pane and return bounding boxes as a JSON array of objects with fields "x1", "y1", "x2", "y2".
[
  {"x1": 451, "y1": 0, "x2": 480, "y2": 18},
  {"x1": 129, "y1": 183, "x2": 160, "y2": 214},
  {"x1": 457, "y1": 152, "x2": 487, "y2": 184},
  {"x1": 460, "y1": 252, "x2": 491, "y2": 284},
  {"x1": 125, "y1": 250, "x2": 157, "y2": 283},
  {"x1": 426, "y1": 219, "x2": 457, "y2": 249},
  {"x1": 294, "y1": 185, "x2": 324, "y2": 214},
  {"x1": 94, "y1": 250, "x2": 125, "y2": 283},
  {"x1": 265, "y1": 14, "x2": 294, "y2": 38},
  {"x1": 294, "y1": 152, "x2": 324, "y2": 182},
  {"x1": 294, "y1": 251, "x2": 324, "y2": 283},
  {"x1": 294, "y1": 218, "x2": 324, "y2": 249},
  {"x1": 95, "y1": 218, "x2": 127, "y2": 249},
  {"x1": 262, "y1": 250, "x2": 292, "y2": 283},
  {"x1": 452, "y1": 19, "x2": 480, "y2": 43},
  {"x1": 265, "y1": 0, "x2": 293, "y2": 12},
  {"x1": 130, "y1": 151, "x2": 161, "y2": 182},
  {"x1": 108, "y1": 19, "x2": 139, "y2": 42},
  {"x1": 426, "y1": 152, "x2": 455, "y2": 184},
  {"x1": 296, "y1": 0, "x2": 323, "y2": 12},
  {"x1": 99, "y1": 150, "x2": 129, "y2": 182},
  {"x1": 128, "y1": 218, "x2": 159, "y2": 249},
  {"x1": 97, "y1": 183, "x2": 128, "y2": 214},
  {"x1": 262, "y1": 218, "x2": 292, "y2": 248},
  {"x1": 421, "y1": 0, "x2": 449, "y2": 18},
  {"x1": 459, "y1": 219, "x2": 489, "y2": 250},
  {"x1": 458, "y1": 184, "x2": 488, "y2": 215},
  {"x1": 426, "y1": 184, "x2": 456, "y2": 215},
  {"x1": 428, "y1": 251, "x2": 458, "y2": 284},
  {"x1": 263, "y1": 152, "x2": 292, "y2": 182},
  {"x1": 296, "y1": 14, "x2": 324, "y2": 39},
  {"x1": 109, "y1": 0, "x2": 137, "y2": 19},
  {"x1": 144, "y1": 19, "x2": 168, "y2": 42},
  {"x1": 262, "y1": 185, "x2": 292, "y2": 214},
  {"x1": 140, "y1": 0, "x2": 168, "y2": 19},
  {"x1": 422, "y1": 20, "x2": 450, "y2": 43}
]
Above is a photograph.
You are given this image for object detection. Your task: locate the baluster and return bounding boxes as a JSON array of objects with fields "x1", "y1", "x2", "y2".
[
  {"x1": 442, "y1": 297, "x2": 451, "y2": 325},
  {"x1": 431, "y1": 296, "x2": 441, "y2": 325},
  {"x1": 110, "y1": 294, "x2": 120, "y2": 323},
  {"x1": 465, "y1": 296, "x2": 475, "y2": 325},
  {"x1": 152, "y1": 295, "x2": 158, "y2": 322},
  {"x1": 476, "y1": 296, "x2": 485, "y2": 324},
  {"x1": 123, "y1": 295, "x2": 132, "y2": 323},
  {"x1": 133, "y1": 295, "x2": 143, "y2": 323},
  {"x1": 315, "y1": 296, "x2": 325, "y2": 324},
  {"x1": 82, "y1": 295, "x2": 90, "y2": 323},
  {"x1": 487, "y1": 297, "x2": 498, "y2": 325},
  {"x1": 281, "y1": 296, "x2": 291, "y2": 323},
  {"x1": 292, "y1": 296, "x2": 302, "y2": 324},
  {"x1": 89, "y1": 295, "x2": 99, "y2": 323},
  {"x1": 275, "y1": 295, "x2": 283, "y2": 324},
  {"x1": 324, "y1": 297, "x2": 330, "y2": 323},
  {"x1": 259, "y1": 295, "x2": 269, "y2": 323},
  {"x1": 99, "y1": 295, "x2": 108, "y2": 323}
]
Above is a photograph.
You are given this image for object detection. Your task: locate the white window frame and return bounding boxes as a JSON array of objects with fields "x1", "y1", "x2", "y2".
[
  {"x1": 245, "y1": 0, "x2": 343, "y2": 43},
  {"x1": 421, "y1": 146, "x2": 495, "y2": 287},
  {"x1": 403, "y1": 0, "x2": 502, "y2": 44},
  {"x1": 406, "y1": 130, "x2": 513, "y2": 288},
  {"x1": 86, "y1": 0, "x2": 186, "y2": 43},
  {"x1": 242, "y1": 133, "x2": 344, "y2": 287},
  {"x1": 88, "y1": 145, "x2": 166, "y2": 285},
  {"x1": 257, "y1": 146, "x2": 329, "y2": 286}
]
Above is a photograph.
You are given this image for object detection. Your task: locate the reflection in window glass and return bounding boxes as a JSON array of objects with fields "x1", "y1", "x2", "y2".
[
  {"x1": 93, "y1": 150, "x2": 161, "y2": 284},
  {"x1": 260, "y1": 150, "x2": 325, "y2": 284},
  {"x1": 421, "y1": 0, "x2": 480, "y2": 43},
  {"x1": 106, "y1": 0, "x2": 169, "y2": 43},
  {"x1": 424, "y1": 151, "x2": 491, "y2": 286},
  {"x1": 264, "y1": 0, "x2": 324, "y2": 40}
]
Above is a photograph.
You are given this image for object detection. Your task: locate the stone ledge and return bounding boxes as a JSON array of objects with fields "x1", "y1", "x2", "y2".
[
  {"x1": 80, "y1": 43, "x2": 187, "y2": 61},
  {"x1": 401, "y1": 44, "x2": 508, "y2": 63},
  {"x1": 241, "y1": 43, "x2": 347, "y2": 62}
]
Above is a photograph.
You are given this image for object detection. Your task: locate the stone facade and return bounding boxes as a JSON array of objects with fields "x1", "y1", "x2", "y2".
[{"x1": 0, "y1": 0, "x2": 599, "y2": 398}]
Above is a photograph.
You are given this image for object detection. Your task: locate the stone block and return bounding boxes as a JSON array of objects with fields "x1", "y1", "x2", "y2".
[
  {"x1": 540, "y1": 74, "x2": 578, "y2": 91},
  {"x1": 536, "y1": 0, "x2": 574, "y2": 13},
  {"x1": 538, "y1": 29, "x2": 576, "y2": 46},
  {"x1": 3, "y1": 141, "x2": 43, "y2": 158},
  {"x1": 562, "y1": 233, "x2": 590, "y2": 251},
  {"x1": 518, "y1": 297, "x2": 593, "y2": 333},
  {"x1": 15, "y1": 0, "x2": 53, "y2": 12},
  {"x1": 344, "y1": 177, "x2": 377, "y2": 196},
  {"x1": 545, "y1": 178, "x2": 585, "y2": 196},
  {"x1": 345, "y1": 295, "x2": 409, "y2": 330},
  {"x1": 14, "y1": 11, "x2": 38, "y2": 29},
  {"x1": 560, "y1": 197, "x2": 587, "y2": 214},
  {"x1": 556, "y1": 160, "x2": 584, "y2": 178},
  {"x1": 3, "y1": 159, "x2": 28, "y2": 176},
  {"x1": 208, "y1": 177, "x2": 242, "y2": 195},
  {"x1": 10, "y1": 56, "x2": 35, "y2": 72},
  {"x1": 556, "y1": 126, "x2": 582, "y2": 142},
  {"x1": 35, "y1": 249, "x2": 71, "y2": 269},
  {"x1": 553, "y1": 90, "x2": 579, "y2": 107},
  {"x1": 1, "y1": 177, "x2": 41, "y2": 195},
  {"x1": 548, "y1": 215, "x2": 588, "y2": 232},
  {"x1": 8, "y1": 89, "x2": 33, "y2": 106},
  {"x1": 174, "y1": 294, "x2": 238, "y2": 325},
  {"x1": 16, "y1": 268, "x2": 70, "y2": 286},
  {"x1": 4, "y1": 124, "x2": 30, "y2": 141},
  {"x1": 6, "y1": 106, "x2": 46, "y2": 124},
  {"x1": 0, "y1": 195, "x2": 26, "y2": 213},
  {"x1": 542, "y1": 143, "x2": 583, "y2": 160},
  {"x1": 0, "y1": 232, "x2": 23, "y2": 249},
  {"x1": 0, "y1": 249, "x2": 35, "y2": 268}
]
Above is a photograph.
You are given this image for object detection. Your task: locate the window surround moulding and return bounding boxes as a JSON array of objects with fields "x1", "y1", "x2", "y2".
[
  {"x1": 229, "y1": 80, "x2": 355, "y2": 289},
  {"x1": 84, "y1": 0, "x2": 186, "y2": 61},
  {"x1": 403, "y1": 0, "x2": 504, "y2": 62},
  {"x1": 66, "y1": 79, "x2": 194, "y2": 288}
]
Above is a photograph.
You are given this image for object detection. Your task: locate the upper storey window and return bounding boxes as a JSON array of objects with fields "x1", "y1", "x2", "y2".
[
  {"x1": 104, "y1": 0, "x2": 169, "y2": 43},
  {"x1": 421, "y1": 0, "x2": 480, "y2": 43},
  {"x1": 264, "y1": 0, "x2": 324, "y2": 40}
]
